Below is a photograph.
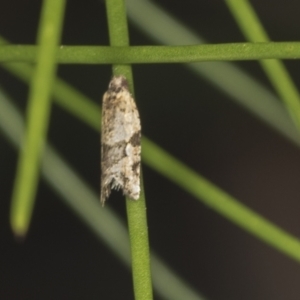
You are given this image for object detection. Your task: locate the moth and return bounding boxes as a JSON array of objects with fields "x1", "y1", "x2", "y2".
[{"x1": 100, "y1": 75, "x2": 141, "y2": 205}]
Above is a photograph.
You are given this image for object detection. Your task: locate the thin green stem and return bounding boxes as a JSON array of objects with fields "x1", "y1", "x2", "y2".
[
  {"x1": 10, "y1": 0, "x2": 66, "y2": 236},
  {"x1": 105, "y1": 0, "x2": 153, "y2": 299},
  {"x1": 2, "y1": 42, "x2": 300, "y2": 63},
  {"x1": 226, "y1": 0, "x2": 300, "y2": 131}
]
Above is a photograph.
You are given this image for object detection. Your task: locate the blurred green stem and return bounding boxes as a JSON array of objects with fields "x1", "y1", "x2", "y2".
[
  {"x1": 226, "y1": 0, "x2": 300, "y2": 131},
  {"x1": 10, "y1": 0, "x2": 66, "y2": 237}
]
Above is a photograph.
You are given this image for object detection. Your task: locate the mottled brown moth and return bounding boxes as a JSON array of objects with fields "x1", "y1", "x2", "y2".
[{"x1": 100, "y1": 76, "x2": 141, "y2": 205}]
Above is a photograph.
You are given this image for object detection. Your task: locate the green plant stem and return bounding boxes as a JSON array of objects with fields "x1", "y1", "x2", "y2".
[
  {"x1": 2, "y1": 42, "x2": 300, "y2": 63},
  {"x1": 226, "y1": 0, "x2": 300, "y2": 131},
  {"x1": 10, "y1": 0, "x2": 66, "y2": 236},
  {"x1": 105, "y1": 0, "x2": 153, "y2": 299}
]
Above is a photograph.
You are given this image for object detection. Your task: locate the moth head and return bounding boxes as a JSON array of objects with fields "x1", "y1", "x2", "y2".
[{"x1": 108, "y1": 75, "x2": 129, "y2": 92}]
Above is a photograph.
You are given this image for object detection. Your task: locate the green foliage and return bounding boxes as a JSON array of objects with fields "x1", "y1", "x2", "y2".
[{"x1": 1, "y1": 0, "x2": 300, "y2": 299}]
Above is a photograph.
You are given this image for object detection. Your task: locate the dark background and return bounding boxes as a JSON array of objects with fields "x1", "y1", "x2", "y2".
[{"x1": 1, "y1": 0, "x2": 300, "y2": 299}]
